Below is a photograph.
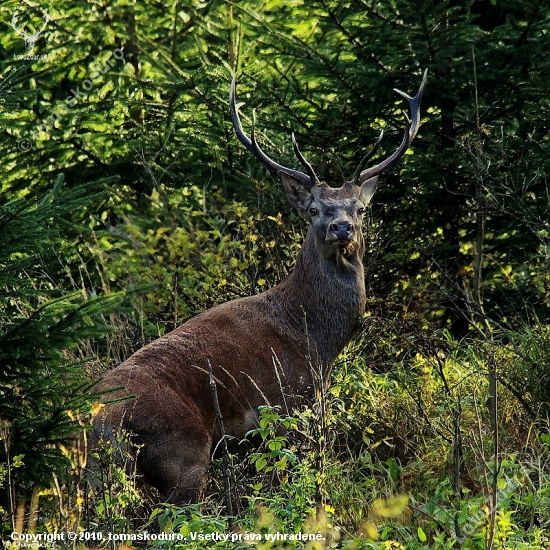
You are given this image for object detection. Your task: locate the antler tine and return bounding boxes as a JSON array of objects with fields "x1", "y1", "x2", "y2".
[
  {"x1": 230, "y1": 75, "x2": 315, "y2": 189},
  {"x1": 292, "y1": 133, "x2": 320, "y2": 185},
  {"x1": 351, "y1": 129, "x2": 384, "y2": 186},
  {"x1": 357, "y1": 69, "x2": 427, "y2": 184}
]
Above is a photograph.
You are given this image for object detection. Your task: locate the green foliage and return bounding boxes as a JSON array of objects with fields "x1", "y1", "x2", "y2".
[
  {"x1": 245, "y1": 406, "x2": 317, "y2": 532},
  {"x1": 0, "y1": 175, "x2": 122, "y2": 513},
  {"x1": 2, "y1": 0, "x2": 549, "y2": 333},
  {"x1": 248, "y1": 406, "x2": 299, "y2": 473},
  {"x1": 85, "y1": 431, "x2": 147, "y2": 535},
  {"x1": 501, "y1": 323, "x2": 550, "y2": 420},
  {"x1": 323, "y1": 325, "x2": 550, "y2": 548}
]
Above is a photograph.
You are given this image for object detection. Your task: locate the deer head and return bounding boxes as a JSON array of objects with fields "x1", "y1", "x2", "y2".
[
  {"x1": 230, "y1": 70, "x2": 427, "y2": 261},
  {"x1": 11, "y1": 11, "x2": 49, "y2": 52}
]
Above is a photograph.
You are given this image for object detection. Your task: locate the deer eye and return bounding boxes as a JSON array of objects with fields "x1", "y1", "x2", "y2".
[
  {"x1": 309, "y1": 208, "x2": 319, "y2": 216},
  {"x1": 358, "y1": 207, "x2": 366, "y2": 215}
]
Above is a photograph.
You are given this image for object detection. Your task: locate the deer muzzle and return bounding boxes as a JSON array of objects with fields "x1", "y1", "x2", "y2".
[{"x1": 328, "y1": 221, "x2": 354, "y2": 245}]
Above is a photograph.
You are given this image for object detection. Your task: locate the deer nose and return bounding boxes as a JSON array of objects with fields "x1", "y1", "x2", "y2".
[{"x1": 329, "y1": 222, "x2": 353, "y2": 240}]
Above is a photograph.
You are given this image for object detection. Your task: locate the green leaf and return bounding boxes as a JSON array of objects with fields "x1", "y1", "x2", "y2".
[{"x1": 417, "y1": 526, "x2": 427, "y2": 542}]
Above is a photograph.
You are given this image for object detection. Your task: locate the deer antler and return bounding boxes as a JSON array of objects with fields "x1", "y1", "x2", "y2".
[
  {"x1": 230, "y1": 76, "x2": 320, "y2": 189},
  {"x1": 355, "y1": 69, "x2": 428, "y2": 185},
  {"x1": 351, "y1": 130, "x2": 384, "y2": 186}
]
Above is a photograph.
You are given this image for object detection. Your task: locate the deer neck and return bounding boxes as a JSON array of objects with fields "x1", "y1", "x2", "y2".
[{"x1": 273, "y1": 227, "x2": 366, "y2": 368}]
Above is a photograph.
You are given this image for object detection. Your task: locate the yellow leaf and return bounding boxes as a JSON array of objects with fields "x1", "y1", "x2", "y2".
[
  {"x1": 372, "y1": 495, "x2": 409, "y2": 518},
  {"x1": 90, "y1": 402, "x2": 105, "y2": 419},
  {"x1": 360, "y1": 520, "x2": 379, "y2": 540}
]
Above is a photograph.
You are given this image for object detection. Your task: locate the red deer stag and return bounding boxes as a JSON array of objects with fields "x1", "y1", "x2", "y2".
[{"x1": 94, "y1": 71, "x2": 427, "y2": 504}]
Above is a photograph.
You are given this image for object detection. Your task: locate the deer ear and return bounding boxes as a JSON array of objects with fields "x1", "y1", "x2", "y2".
[
  {"x1": 278, "y1": 171, "x2": 312, "y2": 215},
  {"x1": 359, "y1": 176, "x2": 379, "y2": 205}
]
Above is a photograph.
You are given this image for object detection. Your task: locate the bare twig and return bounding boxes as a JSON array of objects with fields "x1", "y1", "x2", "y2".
[{"x1": 208, "y1": 360, "x2": 234, "y2": 524}]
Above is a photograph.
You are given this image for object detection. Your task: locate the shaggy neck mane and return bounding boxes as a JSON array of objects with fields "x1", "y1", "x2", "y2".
[{"x1": 269, "y1": 226, "x2": 367, "y2": 371}]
